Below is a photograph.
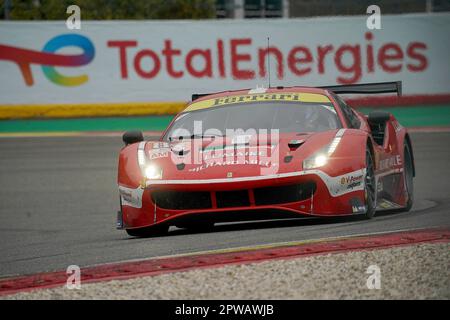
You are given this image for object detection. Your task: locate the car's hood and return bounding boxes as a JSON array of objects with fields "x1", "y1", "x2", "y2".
[{"x1": 144, "y1": 130, "x2": 339, "y2": 180}]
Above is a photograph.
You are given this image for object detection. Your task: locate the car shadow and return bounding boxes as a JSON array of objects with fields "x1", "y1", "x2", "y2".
[
  {"x1": 165, "y1": 215, "x2": 362, "y2": 237},
  {"x1": 122, "y1": 209, "x2": 407, "y2": 240}
]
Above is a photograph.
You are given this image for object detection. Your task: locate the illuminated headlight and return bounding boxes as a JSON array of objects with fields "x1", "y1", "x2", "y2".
[
  {"x1": 303, "y1": 153, "x2": 328, "y2": 170},
  {"x1": 137, "y1": 144, "x2": 162, "y2": 180},
  {"x1": 302, "y1": 131, "x2": 344, "y2": 170},
  {"x1": 144, "y1": 164, "x2": 162, "y2": 180}
]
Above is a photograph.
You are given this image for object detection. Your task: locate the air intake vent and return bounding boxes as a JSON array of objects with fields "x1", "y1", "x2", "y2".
[
  {"x1": 254, "y1": 182, "x2": 316, "y2": 205},
  {"x1": 216, "y1": 190, "x2": 250, "y2": 208},
  {"x1": 288, "y1": 139, "x2": 305, "y2": 150},
  {"x1": 151, "y1": 191, "x2": 212, "y2": 210}
]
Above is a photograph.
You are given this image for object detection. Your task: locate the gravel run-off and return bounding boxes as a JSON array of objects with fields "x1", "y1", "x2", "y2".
[{"x1": 2, "y1": 242, "x2": 449, "y2": 300}]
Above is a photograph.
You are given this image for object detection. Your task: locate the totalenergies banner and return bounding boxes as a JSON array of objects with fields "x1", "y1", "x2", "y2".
[{"x1": 1, "y1": 13, "x2": 449, "y2": 105}]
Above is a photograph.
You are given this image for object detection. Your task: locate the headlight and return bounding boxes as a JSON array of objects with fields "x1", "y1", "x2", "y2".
[
  {"x1": 302, "y1": 130, "x2": 344, "y2": 170},
  {"x1": 144, "y1": 164, "x2": 163, "y2": 180},
  {"x1": 303, "y1": 153, "x2": 328, "y2": 169},
  {"x1": 137, "y1": 143, "x2": 163, "y2": 180}
]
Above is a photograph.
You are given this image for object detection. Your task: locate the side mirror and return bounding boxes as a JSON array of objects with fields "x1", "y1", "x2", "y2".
[
  {"x1": 368, "y1": 111, "x2": 390, "y2": 124},
  {"x1": 122, "y1": 131, "x2": 144, "y2": 145}
]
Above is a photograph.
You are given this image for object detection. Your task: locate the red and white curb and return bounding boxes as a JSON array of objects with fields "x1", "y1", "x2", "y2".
[{"x1": 0, "y1": 227, "x2": 448, "y2": 296}]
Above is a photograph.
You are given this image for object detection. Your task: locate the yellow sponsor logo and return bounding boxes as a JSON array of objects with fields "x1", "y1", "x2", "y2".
[{"x1": 185, "y1": 92, "x2": 331, "y2": 112}]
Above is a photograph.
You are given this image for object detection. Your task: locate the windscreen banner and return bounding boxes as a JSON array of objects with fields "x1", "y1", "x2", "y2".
[{"x1": 1, "y1": 13, "x2": 449, "y2": 104}]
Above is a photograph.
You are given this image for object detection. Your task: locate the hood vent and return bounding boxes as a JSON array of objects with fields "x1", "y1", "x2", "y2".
[
  {"x1": 172, "y1": 149, "x2": 189, "y2": 156},
  {"x1": 288, "y1": 139, "x2": 305, "y2": 150}
]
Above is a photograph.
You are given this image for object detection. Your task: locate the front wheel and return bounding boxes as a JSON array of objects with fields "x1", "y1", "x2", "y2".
[
  {"x1": 364, "y1": 147, "x2": 377, "y2": 219},
  {"x1": 399, "y1": 142, "x2": 414, "y2": 212}
]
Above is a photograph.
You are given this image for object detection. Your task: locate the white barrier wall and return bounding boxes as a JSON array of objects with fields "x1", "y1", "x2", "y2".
[{"x1": 0, "y1": 13, "x2": 449, "y2": 104}]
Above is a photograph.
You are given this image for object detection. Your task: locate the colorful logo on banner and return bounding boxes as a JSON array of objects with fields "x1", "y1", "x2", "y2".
[{"x1": 0, "y1": 34, "x2": 95, "y2": 87}]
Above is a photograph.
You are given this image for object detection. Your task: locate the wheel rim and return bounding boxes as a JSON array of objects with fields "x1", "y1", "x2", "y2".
[{"x1": 365, "y1": 150, "x2": 376, "y2": 206}]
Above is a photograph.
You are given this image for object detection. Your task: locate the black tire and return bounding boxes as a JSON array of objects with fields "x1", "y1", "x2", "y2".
[
  {"x1": 364, "y1": 147, "x2": 377, "y2": 219},
  {"x1": 399, "y1": 142, "x2": 414, "y2": 212},
  {"x1": 126, "y1": 224, "x2": 169, "y2": 238}
]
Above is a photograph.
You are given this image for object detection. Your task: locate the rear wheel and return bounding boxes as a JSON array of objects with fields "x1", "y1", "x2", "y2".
[
  {"x1": 126, "y1": 224, "x2": 169, "y2": 238},
  {"x1": 399, "y1": 142, "x2": 414, "y2": 212},
  {"x1": 364, "y1": 147, "x2": 377, "y2": 219}
]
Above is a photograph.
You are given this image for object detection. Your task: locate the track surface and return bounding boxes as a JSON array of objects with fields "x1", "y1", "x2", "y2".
[{"x1": 0, "y1": 132, "x2": 449, "y2": 277}]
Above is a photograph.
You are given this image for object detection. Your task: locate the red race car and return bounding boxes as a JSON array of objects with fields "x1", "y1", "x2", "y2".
[{"x1": 117, "y1": 82, "x2": 414, "y2": 237}]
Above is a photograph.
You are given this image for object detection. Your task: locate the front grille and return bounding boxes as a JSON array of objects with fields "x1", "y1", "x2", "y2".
[
  {"x1": 152, "y1": 182, "x2": 316, "y2": 211},
  {"x1": 254, "y1": 182, "x2": 316, "y2": 206},
  {"x1": 216, "y1": 190, "x2": 250, "y2": 208},
  {"x1": 151, "y1": 190, "x2": 212, "y2": 210}
]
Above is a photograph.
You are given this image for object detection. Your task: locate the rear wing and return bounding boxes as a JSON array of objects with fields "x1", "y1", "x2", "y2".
[
  {"x1": 192, "y1": 93, "x2": 213, "y2": 101},
  {"x1": 191, "y1": 81, "x2": 402, "y2": 102},
  {"x1": 320, "y1": 81, "x2": 402, "y2": 97}
]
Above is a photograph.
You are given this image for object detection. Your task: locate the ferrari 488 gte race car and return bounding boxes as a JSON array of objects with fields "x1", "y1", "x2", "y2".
[{"x1": 117, "y1": 81, "x2": 414, "y2": 237}]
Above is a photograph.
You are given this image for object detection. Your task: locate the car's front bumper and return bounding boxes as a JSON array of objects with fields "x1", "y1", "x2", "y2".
[{"x1": 119, "y1": 168, "x2": 367, "y2": 230}]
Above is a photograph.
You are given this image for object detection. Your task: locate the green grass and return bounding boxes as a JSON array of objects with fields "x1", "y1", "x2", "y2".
[{"x1": 0, "y1": 115, "x2": 174, "y2": 133}]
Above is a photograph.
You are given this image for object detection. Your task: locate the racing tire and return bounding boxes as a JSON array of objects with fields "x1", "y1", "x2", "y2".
[
  {"x1": 363, "y1": 147, "x2": 377, "y2": 219},
  {"x1": 126, "y1": 224, "x2": 169, "y2": 238},
  {"x1": 398, "y1": 142, "x2": 414, "y2": 212}
]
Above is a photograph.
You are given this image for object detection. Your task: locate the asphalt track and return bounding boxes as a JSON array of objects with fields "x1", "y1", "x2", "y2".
[{"x1": 0, "y1": 132, "x2": 449, "y2": 277}]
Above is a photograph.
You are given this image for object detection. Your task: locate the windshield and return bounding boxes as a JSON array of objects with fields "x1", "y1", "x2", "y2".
[{"x1": 164, "y1": 101, "x2": 342, "y2": 141}]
